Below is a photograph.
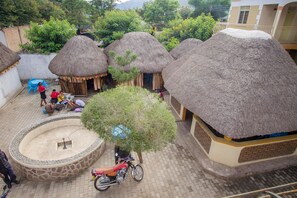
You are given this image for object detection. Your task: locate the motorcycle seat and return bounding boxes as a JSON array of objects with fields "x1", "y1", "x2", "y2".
[
  {"x1": 94, "y1": 163, "x2": 124, "y2": 176},
  {"x1": 94, "y1": 167, "x2": 116, "y2": 176}
]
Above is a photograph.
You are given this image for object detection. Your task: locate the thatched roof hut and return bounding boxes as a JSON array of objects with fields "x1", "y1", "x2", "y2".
[
  {"x1": 104, "y1": 32, "x2": 174, "y2": 73},
  {"x1": 163, "y1": 45, "x2": 201, "y2": 83},
  {"x1": 165, "y1": 28, "x2": 297, "y2": 139},
  {"x1": 104, "y1": 32, "x2": 174, "y2": 90},
  {"x1": 49, "y1": 36, "x2": 108, "y2": 96},
  {"x1": 0, "y1": 42, "x2": 20, "y2": 74},
  {"x1": 170, "y1": 38, "x2": 202, "y2": 60}
]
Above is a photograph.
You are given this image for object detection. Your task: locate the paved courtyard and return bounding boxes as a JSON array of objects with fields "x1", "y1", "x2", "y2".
[{"x1": 0, "y1": 83, "x2": 297, "y2": 198}]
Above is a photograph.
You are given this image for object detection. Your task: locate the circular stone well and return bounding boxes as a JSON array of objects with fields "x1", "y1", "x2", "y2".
[{"x1": 9, "y1": 114, "x2": 105, "y2": 181}]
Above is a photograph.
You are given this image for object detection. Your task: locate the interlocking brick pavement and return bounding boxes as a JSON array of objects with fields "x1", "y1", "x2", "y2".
[{"x1": 0, "y1": 84, "x2": 297, "y2": 198}]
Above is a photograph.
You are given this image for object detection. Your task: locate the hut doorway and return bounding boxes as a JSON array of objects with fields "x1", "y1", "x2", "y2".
[
  {"x1": 184, "y1": 109, "x2": 193, "y2": 131},
  {"x1": 87, "y1": 79, "x2": 94, "y2": 90},
  {"x1": 143, "y1": 73, "x2": 153, "y2": 90}
]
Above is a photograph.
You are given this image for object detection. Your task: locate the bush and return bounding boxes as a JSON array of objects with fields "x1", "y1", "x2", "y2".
[
  {"x1": 158, "y1": 13, "x2": 216, "y2": 48},
  {"x1": 21, "y1": 17, "x2": 76, "y2": 54},
  {"x1": 92, "y1": 10, "x2": 147, "y2": 47}
]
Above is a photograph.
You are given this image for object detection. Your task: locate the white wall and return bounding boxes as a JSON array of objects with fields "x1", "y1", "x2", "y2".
[
  {"x1": 0, "y1": 31, "x2": 7, "y2": 47},
  {"x1": 0, "y1": 67, "x2": 22, "y2": 108},
  {"x1": 17, "y1": 54, "x2": 58, "y2": 80}
]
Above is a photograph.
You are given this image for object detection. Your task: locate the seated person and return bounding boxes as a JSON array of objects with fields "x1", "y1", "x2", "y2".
[
  {"x1": 68, "y1": 99, "x2": 85, "y2": 111},
  {"x1": 50, "y1": 89, "x2": 59, "y2": 104},
  {"x1": 45, "y1": 103, "x2": 55, "y2": 116},
  {"x1": 57, "y1": 91, "x2": 65, "y2": 103}
]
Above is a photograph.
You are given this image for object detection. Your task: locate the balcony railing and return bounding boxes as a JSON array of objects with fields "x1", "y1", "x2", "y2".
[{"x1": 215, "y1": 22, "x2": 297, "y2": 43}]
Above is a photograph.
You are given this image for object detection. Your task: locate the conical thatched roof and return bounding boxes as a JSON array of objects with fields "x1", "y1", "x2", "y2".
[
  {"x1": 0, "y1": 42, "x2": 20, "y2": 73},
  {"x1": 104, "y1": 32, "x2": 174, "y2": 73},
  {"x1": 163, "y1": 45, "x2": 200, "y2": 82},
  {"x1": 170, "y1": 38, "x2": 202, "y2": 60},
  {"x1": 49, "y1": 36, "x2": 108, "y2": 77},
  {"x1": 165, "y1": 28, "x2": 297, "y2": 139}
]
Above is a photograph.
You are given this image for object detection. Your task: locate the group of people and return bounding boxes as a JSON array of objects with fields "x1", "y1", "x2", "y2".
[
  {"x1": 38, "y1": 82, "x2": 85, "y2": 115},
  {"x1": 0, "y1": 149, "x2": 19, "y2": 189}
]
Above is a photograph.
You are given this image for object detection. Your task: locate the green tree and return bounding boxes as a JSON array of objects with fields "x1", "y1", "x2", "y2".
[
  {"x1": 188, "y1": 0, "x2": 230, "y2": 20},
  {"x1": 62, "y1": 0, "x2": 89, "y2": 26},
  {"x1": 81, "y1": 86, "x2": 177, "y2": 163},
  {"x1": 158, "y1": 13, "x2": 216, "y2": 49},
  {"x1": 143, "y1": 0, "x2": 180, "y2": 28},
  {"x1": 165, "y1": 37, "x2": 180, "y2": 51},
  {"x1": 38, "y1": 0, "x2": 65, "y2": 21},
  {"x1": 92, "y1": 10, "x2": 145, "y2": 47},
  {"x1": 21, "y1": 17, "x2": 76, "y2": 53},
  {"x1": 89, "y1": 0, "x2": 116, "y2": 23},
  {"x1": 179, "y1": 6, "x2": 193, "y2": 19},
  {"x1": 0, "y1": 0, "x2": 40, "y2": 28},
  {"x1": 108, "y1": 50, "x2": 140, "y2": 84}
]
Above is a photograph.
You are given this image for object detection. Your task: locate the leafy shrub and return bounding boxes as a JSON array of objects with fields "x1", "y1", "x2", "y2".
[
  {"x1": 21, "y1": 17, "x2": 76, "y2": 54},
  {"x1": 92, "y1": 10, "x2": 146, "y2": 47},
  {"x1": 158, "y1": 13, "x2": 216, "y2": 49}
]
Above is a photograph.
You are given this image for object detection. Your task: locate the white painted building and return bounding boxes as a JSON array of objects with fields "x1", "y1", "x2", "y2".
[
  {"x1": 0, "y1": 42, "x2": 22, "y2": 108},
  {"x1": 219, "y1": 0, "x2": 297, "y2": 63}
]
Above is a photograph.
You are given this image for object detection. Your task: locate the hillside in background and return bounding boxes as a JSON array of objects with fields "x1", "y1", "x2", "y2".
[{"x1": 116, "y1": 0, "x2": 189, "y2": 10}]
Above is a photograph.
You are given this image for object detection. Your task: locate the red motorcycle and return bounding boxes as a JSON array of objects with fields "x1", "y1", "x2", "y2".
[{"x1": 91, "y1": 156, "x2": 144, "y2": 191}]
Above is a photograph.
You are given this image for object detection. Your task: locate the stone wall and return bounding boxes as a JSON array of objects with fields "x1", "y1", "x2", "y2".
[
  {"x1": 15, "y1": 142, "x2": 105, "y2": 181},
  {"x1": 10, "y1": 115, "x2": 106, "y2": 181},
  {"x1": 1, "y1": 25, "x2": 29, "y2": 52}
]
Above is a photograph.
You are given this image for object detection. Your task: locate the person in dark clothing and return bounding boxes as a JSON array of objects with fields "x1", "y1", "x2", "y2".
[
  {"x1": 0, "y1": 150, "x2": 19, "y2": 188},
  {"x1": 0, "y1": 160, "x2": 11, "y2": 189},
  {"x1": 114, "y1": 145, "x2": 130, "y2": 164}
]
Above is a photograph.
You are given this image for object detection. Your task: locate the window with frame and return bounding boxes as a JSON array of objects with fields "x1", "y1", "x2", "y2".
[{"x1": 238, "y1": 6, "x2": 250, "y2": 24}]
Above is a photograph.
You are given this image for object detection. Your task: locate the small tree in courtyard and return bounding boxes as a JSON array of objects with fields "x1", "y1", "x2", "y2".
[
  {"x1": 108, "y1": 50, "x2": 140, "y2": 85},
  {"x1": 81, "y1": 86, "x2": 177, "y2": 163}
]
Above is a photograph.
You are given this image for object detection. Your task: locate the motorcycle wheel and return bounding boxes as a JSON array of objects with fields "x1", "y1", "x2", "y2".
[
  {"x1": 131, "y1": 164, "x2": 144, "y2": 182},
  {"x1": 94, "y1": 176, "x2": 110, "y2": 191}
]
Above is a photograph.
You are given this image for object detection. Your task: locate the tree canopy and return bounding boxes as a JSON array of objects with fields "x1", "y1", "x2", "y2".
[
  {"x1": 61, "y1": 0, "x2": 90, "y2": 27},
  {"x1": 0, "y1": 0, "x2": 40, "y2": 28},
  {"x1": 92, "y1": 10, "x2": 146, "y2": 47},
  {"x1": 81, "y1": 86, "x2": 177, "y2": 154},
  {"x1": 188, "y1": 0, "x2": 230, "y2": 20},
  {"x1": 21, "y1": 17, "x2": 76, "y2": 53},
  {"x1": 0, "y1": 0, "x2": 117, "y2": 28},
  {"x1": 143, "y1": 0, "x2": 180, "y2": 28},
  {"x1": 88, "y1": 0, "x2": 116, "y2": 23},
  {"x1": 158, "y1": 13, "x2": 216, "y2": 50}
]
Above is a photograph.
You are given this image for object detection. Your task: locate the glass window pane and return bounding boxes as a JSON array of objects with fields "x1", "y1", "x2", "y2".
[
  {"x1": 243, "y1": 11, "x2": 249, "y2": 24},
  {"x1": 238, "y1": 11, "x2": 244, "y2": 23}
]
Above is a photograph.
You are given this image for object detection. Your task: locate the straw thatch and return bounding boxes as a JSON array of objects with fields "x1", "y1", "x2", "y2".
[
  {"x1": 170, "y1": 38, "x2": 202, "y2": 60},
  {"x1": 0, "y1": 42, "x2": 20, "y2": 73},
  {"x1": 165, "y1": 28, "x2": 297, "y2": 139},
  {"x1": 104, "y1": 32, "x2": 174, "y2": 73},
  {"x1": 49, "y1": 36, "x2": 108, "y2": 77},
  {"x1": 163, "y1": 45, "x2": 201, "y2": 82}
]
